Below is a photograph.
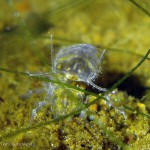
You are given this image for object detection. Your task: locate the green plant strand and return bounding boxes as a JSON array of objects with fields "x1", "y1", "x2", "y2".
[
  {"x1": 106, "y1": 49, "x2": 150, "y2": 93},
  {"x1": 0, "y1": 94, "x2": 105, "y2": 141},
  {"x1": 129, "y1": 0, "x2": 150, "y2": 17},
  {"x1": 0, "y1": 68, "x2": 97, "y2": 97},
  {"x1": 101, "y1": 46, "x2": 150, "y2": 61},
  {"x1": 44, "y1": 0, "x2": 92, "y2": 19},
  {"x1": 124, "y1": 105, "x2": 150, "y2": 119},
  {"x1": 0, "y1": 49, "x2": 149, "y2": 103},
  {"x1": 87, "y1": 111, "x2": 128, "y2": 149},
  {"x1": 0, "y1": 49, "x2": 149, "y2": 141}
]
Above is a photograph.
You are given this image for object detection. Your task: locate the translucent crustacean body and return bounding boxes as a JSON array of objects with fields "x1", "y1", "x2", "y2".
[
  {"x1": 31, "y1": 38, "x2": 106, "y2": 120},
  {"x1": 53, "y1": 44, "x2": 106, "y2": 88}
]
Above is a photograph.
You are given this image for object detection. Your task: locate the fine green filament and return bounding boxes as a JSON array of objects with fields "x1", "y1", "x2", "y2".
[
  {"x1": 0, "y1": 49, "x2": 149, "y2": 141},
  {"x1": 129, "y1": 0, "x2": 150, "y2": 17}
]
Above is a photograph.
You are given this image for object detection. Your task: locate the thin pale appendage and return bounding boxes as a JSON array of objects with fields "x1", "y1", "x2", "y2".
[
  {"x1": 50, "y1": 35, "x2": 55, "y2": 72},
  {"x1": 88, "y1": 79, "x2": 107, "y2": 92},
  {"x1": 30, "y1": 101, "x2": 48, "y2": 122},
  {"x1": 30, "y1": 83, "x2": 55, "y2": 122},
  {"x1": 87, "y1": 49, "x2": 107, "y2": 92},
  {"x1": 29, "y1": 72, "x2": 51, "y2": 77},
  {"x1": 99, "y1": 49, "x2": 106, "y2": 63}
]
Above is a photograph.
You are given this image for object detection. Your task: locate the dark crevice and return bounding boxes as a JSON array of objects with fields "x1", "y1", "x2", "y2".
[
  {"x1": 57, "y1": 128, "x2": 68, "y2": 150},
  {"x1": 87, "y1": 70, "x2": 146, "y2": 99}
]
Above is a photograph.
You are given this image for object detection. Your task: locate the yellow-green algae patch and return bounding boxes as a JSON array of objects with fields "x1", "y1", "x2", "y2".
[{"x1": 0, "y1": 87, "x2": 150, "y2": 149}]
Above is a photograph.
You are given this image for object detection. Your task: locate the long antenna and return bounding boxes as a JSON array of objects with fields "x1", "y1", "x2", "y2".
[
  {"x1": 99, "y1": 49, "x2": 106, "y2": 63},
  {"x1": 50, "y1": 35, "x2": 54, "y2": 71}
]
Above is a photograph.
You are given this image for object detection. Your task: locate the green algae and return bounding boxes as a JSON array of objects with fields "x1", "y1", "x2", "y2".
[{"x1": 0, "y1": 0, "x2": 150, "y2": 149}]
